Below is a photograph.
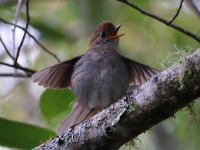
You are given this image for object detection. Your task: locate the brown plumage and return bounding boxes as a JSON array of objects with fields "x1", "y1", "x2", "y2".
[{"x1": 32, "y1": 21, "x2": 159, "y2": 134}]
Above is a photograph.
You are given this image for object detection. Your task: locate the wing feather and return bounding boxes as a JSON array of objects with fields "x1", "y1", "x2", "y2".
[
  {"x1": 121, "y1": 55, "x2": 159, "y2": 85},
  {"x1": 32, "y1": 55, "x2": 82, "y2": 89}
]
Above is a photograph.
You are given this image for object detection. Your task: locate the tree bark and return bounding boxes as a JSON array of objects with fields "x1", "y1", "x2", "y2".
[{"x1": 33, "y1": 48, "x2": 200, "y2": 150}]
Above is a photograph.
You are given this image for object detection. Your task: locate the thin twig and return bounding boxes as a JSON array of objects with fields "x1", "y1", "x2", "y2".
[
  {"x1": 0, "y1": 18, "x2": 61, "y2": 62},
  {"x1": 14, "y1": 0, "x2": 30, "y2": 66},
  {"x1": 0, "y1": 35, "x2": 24, "y2": 71},
  {"x1": 0, "y1": 73, "x2": 30, "y2": 78},
  {"x1": 118, "y1": 0, "x2": 200, "y2": 42},
  {"x1": 0, "y1": 62, "x2": 35, "y2": 75},
  {"x1": 0, "y1": 34, "x2": 34, "y2": 77},
  {"x1": 0, "y1": 35, "x2": 14, "y2": 59},
  {"x1": 12, "y1": 0, "x2": 23, "y2": 63},
  {"x1": 168, "y1": 0, "x2": 184, "y2": 24}
]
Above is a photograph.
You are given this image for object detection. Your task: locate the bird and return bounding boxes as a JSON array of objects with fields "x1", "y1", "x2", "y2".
[{"x1": 32, "y1": 21, "x2": 159, "y2": 134}]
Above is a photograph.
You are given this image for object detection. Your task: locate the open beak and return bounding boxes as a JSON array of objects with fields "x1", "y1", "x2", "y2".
[{"x1": 108, "y1": 24, "x2": 125, "y2": 39}]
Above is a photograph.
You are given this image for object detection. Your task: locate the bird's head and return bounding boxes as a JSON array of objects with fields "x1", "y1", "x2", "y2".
[{"x1": 89, "y1": 21, "x2": 124, "y2": 49}]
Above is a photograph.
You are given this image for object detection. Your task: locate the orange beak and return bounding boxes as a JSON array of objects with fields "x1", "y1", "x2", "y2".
[{"x1": 107, "y1": 24, "x2": 125, "y2": 39}]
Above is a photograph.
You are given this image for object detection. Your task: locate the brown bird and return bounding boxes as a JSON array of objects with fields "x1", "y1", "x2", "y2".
[{"x1": 32, "y1": 21, "x2": 159, "y2": 134}]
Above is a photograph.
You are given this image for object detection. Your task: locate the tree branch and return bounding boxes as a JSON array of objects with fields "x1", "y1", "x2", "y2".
[
  {"x1": 0, "y1": 73, "x2": 30, "y2": 78},
  {"x1": 0, "y1": 18, "x2": 61, "y2": 62},
  {"x1": 0, "y1": 34, "x2": 35, "y2": 77},
  {"x1": 0, "y1": 36, "x2": 28, "y2": 71},
  {"x1": 0, "y1": 36, "x2": 14, "y2": 59},
  {"x1": 168, "y1": 0, "x2": 184, "y2": 24},
  {"x1": 118, "y1": 0, "x2": 200, "y2": 42},
  {"x1": 0, "y1": 62, "x2": 35, "y2": 77},
  {"x1": 12, "y1": 0, "x2": 23, "y2": 63},
  {"x1": 33, "y1": 48, "x2": 200, "y2": 150},
  {"x1": 14, "y1": 0, "x2": 30, "y2": 66}
]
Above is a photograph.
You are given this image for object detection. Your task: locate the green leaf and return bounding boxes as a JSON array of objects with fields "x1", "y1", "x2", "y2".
[
  {"x1": 40, "y1": 89, "x2": 74, "y2": 121},
  {"x1": 0, "y1": 117, "x2": 56, "y2": 149}
]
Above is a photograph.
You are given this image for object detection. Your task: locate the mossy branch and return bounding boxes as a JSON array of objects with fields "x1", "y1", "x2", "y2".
[{"x1": 34, "y1": 48, "x2": 200, "y2": 150}]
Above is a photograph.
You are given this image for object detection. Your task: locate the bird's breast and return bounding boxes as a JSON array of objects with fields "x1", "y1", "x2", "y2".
[{"x1": 71, "y1": 50, "x2": 129, "y2": 109}]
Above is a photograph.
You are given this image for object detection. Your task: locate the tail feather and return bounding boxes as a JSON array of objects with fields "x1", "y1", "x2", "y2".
[{"x1": 57, "y1": 101, "x2": 100, "y2": 134}]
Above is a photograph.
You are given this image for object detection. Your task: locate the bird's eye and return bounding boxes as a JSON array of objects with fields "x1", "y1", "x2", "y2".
[{"x1": 100, "y1": 31, "x2": 106, "y2": 37}]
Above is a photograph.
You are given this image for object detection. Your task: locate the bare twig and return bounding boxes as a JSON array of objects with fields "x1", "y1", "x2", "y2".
[
  {"x1": 0, "y1": 36, "x2": 30, "y2": 73},
  {"x1": 14, "y1": 0, "x2": 30, "y2": 66},
  {"x1": 0, "y1": 9, "x2": 60, "y2": 78},
  {"x1": 168, "y1": 0, "x2": 184, "y2": 24},
  {"x1": 0, "y1": 18, "x2": 61, "y2": 62},
  {"x1": 0, "y1": 35, "x2": 14, "y2": 59},
  {"x1": 12, "y1": 0, "x2": 23, "y2": 62},
  {"x1": 0, "y1": 73, "x2": 30, "y2": 78},
  {"x1": 0, "y1": 35, "x2": 34, "y2": 77},
  {"x1": 0, "y1": 62, "x2": 35, "y2": 76},
  {"x1": 118, "y1": 0, "x2": 200, "y2": 42}
]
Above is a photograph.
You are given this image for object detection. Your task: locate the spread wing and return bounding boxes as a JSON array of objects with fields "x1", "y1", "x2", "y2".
[
  {"x1": 121, "y1": 55, "x2": 159, "y2": 85},
  {"x1": 32, "y1": 55, "x2": 82, "y2": 89}
]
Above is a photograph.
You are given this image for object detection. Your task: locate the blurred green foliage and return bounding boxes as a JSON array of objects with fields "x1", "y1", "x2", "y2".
[
  {"x1": 0, "y1": 117, "x2": 56, "y2": 149},
  {"x1": 0, "y1": 0, "x2": 200, "y2": 149}
]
